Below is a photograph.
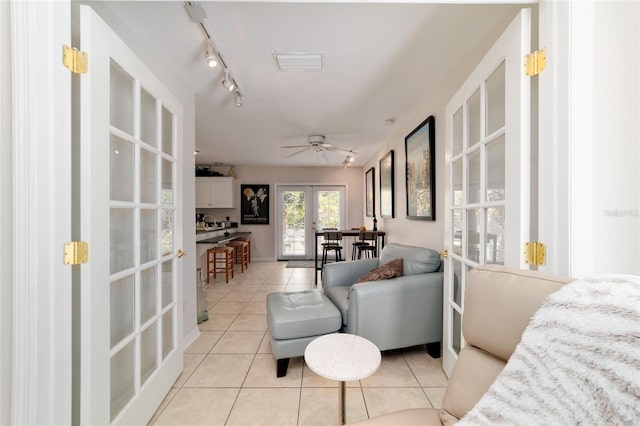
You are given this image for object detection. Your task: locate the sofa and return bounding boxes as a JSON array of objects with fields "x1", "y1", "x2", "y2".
[
  {"x1": 350, "y1": 265, "x2": 640, "y2": 425},
  {"x1": 323, "y1": 243, "x2": 443, "y2": 355}
]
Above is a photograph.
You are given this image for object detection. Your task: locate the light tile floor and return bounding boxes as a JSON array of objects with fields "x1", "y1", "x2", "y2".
[{"x1": 149, "y1": 261, "x2": 447, "y2": 425}]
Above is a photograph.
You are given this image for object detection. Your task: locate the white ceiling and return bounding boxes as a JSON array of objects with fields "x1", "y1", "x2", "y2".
[{"x1": 93, "y1": 1, "x2": 523, "y2": 167}]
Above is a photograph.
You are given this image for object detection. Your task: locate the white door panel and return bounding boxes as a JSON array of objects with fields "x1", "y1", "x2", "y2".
[
  {"x1": 442, "y1": 9, "x2": 531, "y2": 376},
  {"x1": 79, "y1": 6, "x2": 183, "y2": 424}
]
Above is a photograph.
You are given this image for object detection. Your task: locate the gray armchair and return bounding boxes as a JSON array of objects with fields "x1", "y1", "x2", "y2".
[{"x1": 323, "y1": 243, "x2": 443, "y2": 355}]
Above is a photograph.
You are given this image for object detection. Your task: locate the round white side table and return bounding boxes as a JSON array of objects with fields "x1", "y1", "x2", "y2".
[{"x1": 304, "y1": 333, "x2": 381, "y2": 425}]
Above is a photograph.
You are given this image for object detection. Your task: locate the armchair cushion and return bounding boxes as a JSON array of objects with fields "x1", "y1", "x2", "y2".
[
  {"x1": 379, "y1": 243, "x2": 441, "y2": 275},
  {"x1": 355, "y1": 258, "x2": 403, "y2": 283}
]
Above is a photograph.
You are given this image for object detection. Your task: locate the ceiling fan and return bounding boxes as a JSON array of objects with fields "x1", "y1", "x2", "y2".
[{"x1": 281, "y1": 135, "x2": 356, "y2": 162}]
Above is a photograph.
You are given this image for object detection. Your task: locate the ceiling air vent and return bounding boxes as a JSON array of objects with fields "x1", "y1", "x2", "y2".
[{"x1": 272, "y1": 51, "x2": 324, "y2": 71}]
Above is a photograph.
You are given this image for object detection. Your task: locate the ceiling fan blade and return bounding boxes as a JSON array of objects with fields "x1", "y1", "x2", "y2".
[
  {"x1": 284, "y1": 148, "x2": 310, "y2": 158},
  {"x1": 328, "y1": 146, "x2": 357, "y2": 155},
  {"x1": 321, "y1": 150, "x2": 330, "y2": 163},
  {"x1": 281, "y1": 144, "x2": 311, "y2": 149}
]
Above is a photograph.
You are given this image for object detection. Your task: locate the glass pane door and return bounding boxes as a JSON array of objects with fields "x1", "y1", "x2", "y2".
[
  {"x1": 79, "y1": 6, "x2": 184, "y2": 423},
  {"x1": 108, "y1": 60, "x2": 178, "y2": 421},
  {"x1": 280, "y1": 188, "x2": 309, "y2": 258},
  {"x1": 276, "y1": 185, "x2": 345, "y2": 260},
  {"x1": 442, "y1": 9, "x2": 531, "y2": 376}
]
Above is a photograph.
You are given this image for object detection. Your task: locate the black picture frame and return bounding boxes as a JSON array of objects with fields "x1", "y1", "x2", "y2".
[
  {"x1": 405, "y1": 115, "x2": 435, "y2": 220},
  {"x1": 365, "y1": 167, "x2": 375, "y2": 217},
  {"x1": 240, "y1": 184, "x2": 269, "y2": 224},
  {"x1": 379, "y1": 150, "x2": 395, "y2": 218}
]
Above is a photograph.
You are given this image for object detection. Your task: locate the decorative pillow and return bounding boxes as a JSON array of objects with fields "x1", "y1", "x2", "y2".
[{"x1": 355, "y1": 258, "x2": 403, "y2": 284}]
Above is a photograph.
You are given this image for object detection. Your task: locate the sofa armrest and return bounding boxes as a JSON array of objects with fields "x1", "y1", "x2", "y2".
[
  {"x1": 348, "y1": 272, "x2": 443, "y2": 351},
  {"x1": 323, "y1": 259, "x2": 380, "y2": 289}
]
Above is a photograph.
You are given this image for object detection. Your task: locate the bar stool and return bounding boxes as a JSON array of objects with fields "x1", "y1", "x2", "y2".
[
  {"x1": 206, "y1": 246, "x2": 235, "y2": 284},
  {"x1": 227, "y1": 240, "x2": 249, "y2": 273},
  {"x1": 321, "y1": 231, "x2": 343, "y2": 267},
  {"x1": 356, "y1": 231, "x2": 377, "y2": 259},
  {"x1": 350, "y1": 228, "x2": 368, "y2": 260},
  {"x1": 235, "y1": 237, "x2": 251, "y2": 263}
]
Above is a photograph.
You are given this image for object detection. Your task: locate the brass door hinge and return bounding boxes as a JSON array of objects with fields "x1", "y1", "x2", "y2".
[
  {"x1": 62, "y1": 45, "x2": 88, "y2": 74},
  {"x1": 439, "y1": 250, "x2": 448, "y2": 259},
  {"x1": 524, "y1": 48, "x2": 546, "y2": 76},
  {"x1": 64, "y1": 241, "x2": 89, "y2": 265},
  {"x1": 523, "y1": 241, "x2": 546, "y2": 266}
]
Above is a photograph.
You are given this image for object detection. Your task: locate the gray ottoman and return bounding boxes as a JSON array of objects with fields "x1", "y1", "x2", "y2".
[{"x1": 267, "y1": 289, "x2": 341, "y2": 377}]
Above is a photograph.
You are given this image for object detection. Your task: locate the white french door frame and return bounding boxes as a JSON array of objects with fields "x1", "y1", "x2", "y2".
[
  {"x1": 276, "y1": 184, "x2": 346, "y2": 260},
  {"x1": 8, "y1": 0, "x2": 73, "y2": 424}
]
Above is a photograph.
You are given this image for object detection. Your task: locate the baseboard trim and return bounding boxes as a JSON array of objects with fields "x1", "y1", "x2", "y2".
[{"x1": 183, "y1": 326, "x2": 200, "y2": 351}]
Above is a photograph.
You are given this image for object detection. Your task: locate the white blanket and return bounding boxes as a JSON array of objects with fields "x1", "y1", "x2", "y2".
[{"x1": 459, "y1": 275, "x2": 640, "y2": 425}]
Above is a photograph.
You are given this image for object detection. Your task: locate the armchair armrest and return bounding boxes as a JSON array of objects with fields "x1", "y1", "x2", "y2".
[
  {"x1": 348, "y1": 272, "x2": 443, "y2": 351},
  {"x1": 323, "y1": 259, "x2": 380, "y2": 289}
]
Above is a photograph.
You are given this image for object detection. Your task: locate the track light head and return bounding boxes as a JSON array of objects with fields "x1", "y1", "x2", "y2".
[
  {"x1": 222, "y1": 69, "x2": 235, "y2": 91},
  {"x1": 204, "y1": 48, "x2": 218, "y2": 68}
]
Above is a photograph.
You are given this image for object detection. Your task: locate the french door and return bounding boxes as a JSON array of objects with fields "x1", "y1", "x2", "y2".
[
  {"x1": 79, "y1": 6, "x2": 184, "y2": 424},
  {"x1": 277, "y1": 185, "x2": 346, "y2": 260},
  {"x1": 442, "y1": 9, "x2": 531, "y2": 376}
]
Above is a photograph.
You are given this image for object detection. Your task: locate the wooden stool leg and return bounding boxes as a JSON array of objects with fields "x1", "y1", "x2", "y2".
[
  {"x1": 225, "y1": 249, "x2": 230, "y2": 283},
  {"x1": 206, "y1": 249, "x2": 212, "y2": 283}
]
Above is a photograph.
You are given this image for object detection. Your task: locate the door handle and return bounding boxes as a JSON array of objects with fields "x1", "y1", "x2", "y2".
[
  {"x1": 439, "y1": 250, "x2": 448, "y2": 258},
  {"x1": 177, "y1": 249, "x2": 187, "y2": 258}
]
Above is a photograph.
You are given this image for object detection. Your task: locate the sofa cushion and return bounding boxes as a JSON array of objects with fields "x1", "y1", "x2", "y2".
[
  {"x1": 355, "y1": 258, "x2": 403, "y2": 283},
  {"x1": 464, "y1": 264, "x2": 571, "y2": 361},
  {"x1": 379, "y1": 243, "x2": 440, "y2": 275},
  {"x1": 459, "y1": 274, "x2": 640, "y2": 425},
  {"x1": 324, "y1": 286, "x2": 350, "y2": 327}
]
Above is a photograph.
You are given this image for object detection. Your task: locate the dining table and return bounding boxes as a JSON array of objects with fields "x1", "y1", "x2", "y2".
[{"x1": 314, "y1": 229, "x2": 386, "y2": 286}]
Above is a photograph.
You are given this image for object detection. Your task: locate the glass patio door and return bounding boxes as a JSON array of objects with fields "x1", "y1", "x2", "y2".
[
  {"x1": 79, "y1": 6, "x2": 184, "y2": 424},
  {"x1": 277, "y1": 185, "x2": 345, "y2": 260},
  {"x1": 442, "y1": 9, "x2": 531, "y2": 376}
]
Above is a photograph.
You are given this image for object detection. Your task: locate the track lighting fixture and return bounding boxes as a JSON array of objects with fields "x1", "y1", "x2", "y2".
[
  {"x1": 342, "y1": 155, "x2": 354, "y2": 168},
  {"x1": 185, "y1": 1, "x2": 244, "y2": 104},
  {"x1": 204, "y1": 47, "x2": 218, "y2": 68}
]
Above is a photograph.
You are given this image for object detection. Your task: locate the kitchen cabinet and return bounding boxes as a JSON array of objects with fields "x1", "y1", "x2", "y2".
[{"x1": 195, "y1": 177, "x2": 235, "y2": 208}]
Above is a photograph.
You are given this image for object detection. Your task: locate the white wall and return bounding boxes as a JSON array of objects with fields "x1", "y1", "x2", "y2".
[
  {"x1": 0, "y1": 2, "x2": 12, "y2": 423},
  {"x1": 197, "y1": 165, "x2": 364, "y2": 260},
  {"x1": 80, "y1": 2, "x2": 198, "y2": 341},
  {"x1": 590, "y1": 0, "x2": 639, "y2": 275},
  {"x1": 540, "y1": 0, "x2": 640, "y2": 277},
  {"x1": 361, "y1": 12, "x2": 519, "y2": 252}
]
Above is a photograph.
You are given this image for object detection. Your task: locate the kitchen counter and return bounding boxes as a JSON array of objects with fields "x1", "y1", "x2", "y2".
[
  {"x1": 196, "y1": 231, "x2": 252, "y2": 244},
  {"x1": 195, "y1": 224, "x2": 238, "y2": 242}
]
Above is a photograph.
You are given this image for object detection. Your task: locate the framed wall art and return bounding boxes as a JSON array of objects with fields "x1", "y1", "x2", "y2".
[
  {"x1": 365, "y1": 167, "x2": 375, "y2": 217},
  {"x1": 405, "y1": 115, "x2": 435, "y2": 220},
  {"x1": 241, "y1": 184, "x2": 269, "y2": 224},
  {"x1": 379, "y1": 150, "x2": 395, "y2": 218}
]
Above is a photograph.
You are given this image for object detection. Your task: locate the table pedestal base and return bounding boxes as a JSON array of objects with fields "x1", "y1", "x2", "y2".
[{"x1": 339, "y1": 381, "x2": 346, "y2": 425}]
